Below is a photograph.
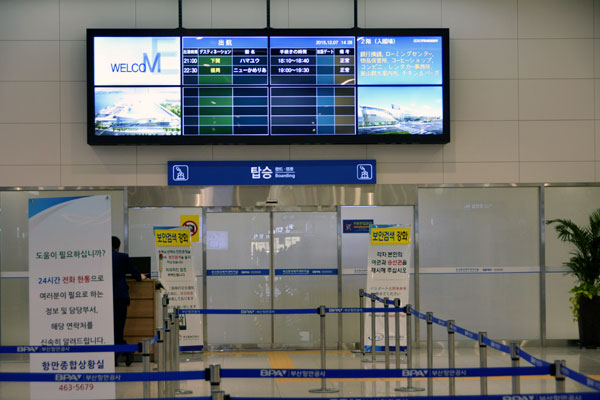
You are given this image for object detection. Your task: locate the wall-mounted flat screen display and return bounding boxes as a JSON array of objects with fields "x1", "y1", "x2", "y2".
[{"x1": 87, "y1": 28, "x2": 449, "y2": 145}]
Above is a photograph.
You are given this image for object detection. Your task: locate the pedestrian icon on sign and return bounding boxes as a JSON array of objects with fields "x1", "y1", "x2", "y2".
[
  {"x1": 173, "y1": 165, "x2": 189, "y2": 181},
  {"x1": 357, "y1": 164, "x2": 373, "y2": 180}
]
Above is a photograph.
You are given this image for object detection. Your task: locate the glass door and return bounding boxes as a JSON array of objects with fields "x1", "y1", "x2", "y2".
[
  {"x1": 272, "y1": 211, "x2": 338, "y2": 348},
  {"x1": 205, "y1": 211, "x2": 271, "y2": 346}
]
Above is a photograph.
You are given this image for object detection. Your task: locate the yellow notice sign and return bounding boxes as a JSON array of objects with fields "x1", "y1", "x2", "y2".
[
  {"x1": 155, "y1": 229, "x2": 191, "y2": 247},
  {"x1": 180, "y1": 215, "x2": 200, "y2": 242},
  {"x1": 370, "y1": 227, "x2": 411, "y2": 245}
]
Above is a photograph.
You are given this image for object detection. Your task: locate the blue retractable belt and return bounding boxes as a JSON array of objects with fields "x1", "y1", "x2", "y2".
[
  {"x1": 0, "y1": 370, "x2": 206, "y2": 382},
  {"x1": 0, "y1": 344, "x2": 139, "y2": 354}
]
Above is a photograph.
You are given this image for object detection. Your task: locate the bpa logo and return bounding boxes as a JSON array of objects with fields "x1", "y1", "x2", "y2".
[
  {"x1": 357, "y1": 164, "x2": 373, "y2": 180},
  {"x1": 172, "y1": 165, "x2": 189, "y2": 181}
]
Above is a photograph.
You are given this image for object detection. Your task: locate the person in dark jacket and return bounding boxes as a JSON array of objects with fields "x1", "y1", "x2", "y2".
[{"x1": 112, "y1": 236, "x2": 145, "y2": 366}]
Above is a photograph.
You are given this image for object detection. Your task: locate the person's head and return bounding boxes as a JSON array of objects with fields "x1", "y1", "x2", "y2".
[{"x1": 111, "y1": 236, "x2": 121, "y2": 251}]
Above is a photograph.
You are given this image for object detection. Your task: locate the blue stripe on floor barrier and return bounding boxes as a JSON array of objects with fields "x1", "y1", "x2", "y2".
[{"x1": 0, "y1": 344, "x2": 138, "y2": 354}]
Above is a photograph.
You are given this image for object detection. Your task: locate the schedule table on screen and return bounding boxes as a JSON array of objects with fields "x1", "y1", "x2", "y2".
[
  {"x1": 183, "y1": 87, "x2": 268, "y2": 135},
  {"x1": 270, "y1": 37, "x2": 355, "y2": 85},
  {"x1": 182, "y1": 37, "x2": 268, "y2": 85},
  {"x1": 270, "y1": 87, "x2": 355, "y2": 135}
]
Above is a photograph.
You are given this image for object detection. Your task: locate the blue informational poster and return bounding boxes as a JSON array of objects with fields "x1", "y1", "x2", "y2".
[{"x1": 28, "y1": 196, "x2": 114, "y2": 400}]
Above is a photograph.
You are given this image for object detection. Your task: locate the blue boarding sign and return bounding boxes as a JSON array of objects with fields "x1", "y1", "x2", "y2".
[{"x1": 168, "y1": 160, "x2": 376, "y2": 186}]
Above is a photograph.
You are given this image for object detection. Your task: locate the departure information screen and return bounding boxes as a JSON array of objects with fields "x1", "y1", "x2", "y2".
[{"x1": 87, "y1": 28, "x2": 449, "y2": 145}]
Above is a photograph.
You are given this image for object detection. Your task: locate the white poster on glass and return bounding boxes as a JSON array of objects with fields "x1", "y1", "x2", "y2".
[
  {"x1": 364, "y1": 225, "x2": 411, "y2": 351},
  {"x1": 28, "y1": 195, "x2": 114, "y2": 399},
  {"x1": 154, "y1": 227, "x2": 203, "y2": 347},
  {"x1": 341, "y1": 206, "x2": 414, "y2": 275}
]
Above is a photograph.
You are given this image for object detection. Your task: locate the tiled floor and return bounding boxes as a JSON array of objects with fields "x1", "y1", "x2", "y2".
[{"x1": 1, "y1": 345, "x2": 599, "y2": 399}]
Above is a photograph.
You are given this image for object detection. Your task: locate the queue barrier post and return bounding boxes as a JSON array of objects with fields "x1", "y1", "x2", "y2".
[
  {"x1": 394, "y1": 298, "x2": 402, "y2": 372},
  {"x1": 211, "y1": 390, "x2": 226, "y2": 400},
  {"x1": 208, "y1": 364, "x2": 222, "y2": 394},
  {"x1": 161, "y1": 294, "x2": 169, "y2": 326},
  {"x1": 353, "y1": 289, "x2": 365, "y2": 355},
  {"x1": 173, "y1": 308, "x2": 180, "y2": 391},
  {"x1": 163, "y1": 318, "x2": 171, "y2": 397},
  {"x1": 401, "y1": 303, "x2": 413, "y2": 390},
  {"x1": 210, "y1": 390, "x2": 228, "y2": 400},
  {"x1": 206, "y1": 364, "x2": 228, "y2": 400},
  {"x1": 370, "y1": 294, "x2": 377, "y2": 363},
  {"x1": 157, "y1": 327, "x2": 166, "y2": 398},
  {"x1": 447, "y1": 319, "x2": 456, "y2": 396},
  {"x1": 426, "y1": 312, "x2": 434, "y2": 396},
  {"x1": 171, "y1": 312, "x2": 177, "y2": 371},
  {"x1": 160, "y1": 295, "x2": 169, "y2": 397},
  {"x1": 174, "y1": 308, "x2": 193, "y2": 395},
  {"x1": 309, "y1": 305, "x2": 339, "y2": 393},
  {"x1": 384, "y1": 297, "x2": 390, "y2": 369},
  {"x1": 554, "y1": 360, "x2": 566, "y2": 393},
  {"x1": 141, "y1": 339, "x2": 151, "y2": 398},
  {"x1": 167, "y1": 314, "x2": 176, "y2": 397},
  {"x1": 396, "y1": 304, "x2": 423, "y2": 392},
  {"x1": 165, "y1": 320, "x2": 171, "y2": 397},
  {"x1": 478, "y1": 331, "x2": 488, "y2": 396},
  {"x1": 168, "y1": 313, "x2": 176, "y2": 397},
  {"x1": 510, "y1": 342, "x2": 520, "y2": 395}
]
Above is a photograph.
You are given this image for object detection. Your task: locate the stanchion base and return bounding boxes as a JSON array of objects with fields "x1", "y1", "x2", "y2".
[
  {"x1": 308, "y1": 388, "x2": 339, "y2": 393},
  {"x1": 395, "y1": 386, "x2": 425, "y2": 392},
  {"x1": 351, "y1": 349, "x2": 364, "y2": 354}
]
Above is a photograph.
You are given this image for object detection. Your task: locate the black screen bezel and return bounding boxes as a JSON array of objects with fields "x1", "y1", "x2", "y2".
[{"x1": 87, "y1": 27, "x2": 449, "y2": 145}]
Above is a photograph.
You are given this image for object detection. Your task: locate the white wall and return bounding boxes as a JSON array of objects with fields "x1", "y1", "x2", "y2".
[{"x1": 0, "y1": 0, "x2": 599, "y2": 186}]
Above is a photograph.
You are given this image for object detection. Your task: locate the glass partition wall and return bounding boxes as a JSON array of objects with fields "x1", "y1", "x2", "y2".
[
  {"x1": 417, "y1": 187, "x2": 541, "y2": 341},
  {"x1": 2, "y1": 185, "x2": 599, "y2": 347}
]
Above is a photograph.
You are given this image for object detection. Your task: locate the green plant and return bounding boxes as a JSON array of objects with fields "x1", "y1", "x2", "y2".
[{"x1": 547, "y1": 208, "x2": 600, "y2": 320}]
